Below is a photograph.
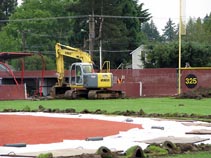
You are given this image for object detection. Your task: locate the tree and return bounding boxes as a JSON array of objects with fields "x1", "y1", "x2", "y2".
[
  {"x1": 0, "y1": 0, "x2": 18, "y2": 30},
  {"x1": 203, "y1": 13, "x2": 211, "y2": 44},
  {"x1": 67, "y1": 0, "x2": 151, "y2": 68},
  {"x1": 141, "y1": 14, "x2": 211, "y2": 68},
  {"x1": 204, "y1": 13, "x2": 211, "y2": 32},
  {"x1": 185, "y1": 17, "x2": 195, "y2": 41},
  {"x1": 142, "y1": 42, "x2": 178, "y2": 68},
  {"x1": 186, "y1": 17, "x2": 204, "y2": 43},
  {"x1": 0, "y1": 0, "x2": 73, "y2": 70},
  {"x1": 162, "y1": 18, "x2": 177, "y2": 42},
  {"x1": 8, "y1": 0, "x2": 74, "y2": 51},
  {"x1": 141, "y1": 20, "x2": 160, "y2": 42},
  {"x1": 182, "y1": 42, "x2": 211, "y2": 67},
  {"x1": 142, "y1": 41, "x2": 211, "y2": 68},
  {"x1": 0, "y1": 30, "x2": 20, "y2": 51}
]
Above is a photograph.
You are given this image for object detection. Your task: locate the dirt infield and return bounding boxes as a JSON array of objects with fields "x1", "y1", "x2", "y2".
[{"x1": 0, "y1": 114, "x2": 142, "y2": 146}]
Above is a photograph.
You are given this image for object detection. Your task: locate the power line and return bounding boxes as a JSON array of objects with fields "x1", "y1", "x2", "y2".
[
  {"x1": 101, "y1": 49, "x2": 134, "y2": 53},
  {"x1": 94, "y1": 15, "x2": 147, "y2": 19},
  {"x1": 24, "y1": 49, "x2": 134, "y2": 54},
  {"x1": 0, "y1": 15, "x2": 88, "y2": 23},
  {"x1": 1, "y1": 14, "x2": 210, "y2": 24},
  {"x1": 0, "y1": 15, "x2": 149, "y2": 23},
  {"x1": 82, "y1": 49, "x2": 134, "y2": 53}
]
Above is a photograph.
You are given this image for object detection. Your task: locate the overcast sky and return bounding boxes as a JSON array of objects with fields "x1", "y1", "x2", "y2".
[{"x1": 140, "y1": 0, "x2": 211, "y2": 33}]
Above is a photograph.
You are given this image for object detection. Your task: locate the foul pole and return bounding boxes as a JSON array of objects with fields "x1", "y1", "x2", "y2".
[{"x1": 178, "y1": 0, "x2": 186, "y2": 94}]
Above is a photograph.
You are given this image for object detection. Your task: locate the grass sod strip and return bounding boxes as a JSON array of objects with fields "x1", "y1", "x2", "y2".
[{"x1": 0, "y1": 98, "x2": 211, "y2": 116}]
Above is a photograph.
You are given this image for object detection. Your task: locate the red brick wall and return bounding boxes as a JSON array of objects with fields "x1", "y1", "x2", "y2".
[
  {"x1": 112, "y1": 82, "x2": 141, "y2": 98},
  {"x1": 112, "y1": 68, "x2": 178, "y2": 97},
  {"x1": 0, "y1": 84, "x2": 26, "y2": 100},
  {"x1": 112, "y1": 68, "x2": 211, "y2": 97},
  {"x1": 1, "y1": 68, "x2": 211, "y2": 98}
]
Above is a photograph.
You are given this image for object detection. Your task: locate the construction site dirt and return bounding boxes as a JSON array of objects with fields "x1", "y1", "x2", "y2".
[{"x1": 0, "y1": 112, "x2": 211, "y2": 157}]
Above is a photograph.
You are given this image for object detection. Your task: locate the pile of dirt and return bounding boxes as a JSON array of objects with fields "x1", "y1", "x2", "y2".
[{"x1": 176, "y1": 87, "x2": 211, "y2": 99}]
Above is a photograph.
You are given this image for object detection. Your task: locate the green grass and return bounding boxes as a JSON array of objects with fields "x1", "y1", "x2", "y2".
[
  {"x1": 160, "y1": 151, "x2": 211, "y2": 158},
  {"x1": 0, "y1": 97, "x2": 211, "y2": 115}
]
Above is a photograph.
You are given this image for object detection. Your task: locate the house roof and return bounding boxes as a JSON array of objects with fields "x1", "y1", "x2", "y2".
[
  {"x1": 130, "y1": 45, "x2": 144, "y2": 55},
  {"x1": 0, "y1": 52, "x2": 33, "y2": 61}
]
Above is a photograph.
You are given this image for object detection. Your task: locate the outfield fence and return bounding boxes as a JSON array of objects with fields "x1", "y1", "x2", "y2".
[{"x1": 0, "y1": 68, "x2": 211, "y2": 100}]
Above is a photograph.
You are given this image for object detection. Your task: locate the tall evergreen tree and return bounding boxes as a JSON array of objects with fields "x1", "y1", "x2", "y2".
[
  {"x1": 162, "y1": 18, "x2": 177, "y2": 42},
  {"x1": 185, "y1": 16, "x2": 210, "y2": 43},
  {"x1": 185, "y1": 17, "x2": 195, "y2": 41},
  {"x1": 204, "y1": 13, "x2": 211, "y2": 32},
  {"x1": 203, "y1": 13, "x2": 211, "y2": 43},
  {"x1": 142, "y1": 20, "x2": 160, "y2": 42}
]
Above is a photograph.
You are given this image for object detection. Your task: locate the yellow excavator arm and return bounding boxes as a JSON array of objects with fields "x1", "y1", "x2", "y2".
[
  {"x1": 55, "y1": 43, "x2": 92, "y2": 86},
  {"x1": 55, "y1": 43, "x2": 92, "y2": 63}
]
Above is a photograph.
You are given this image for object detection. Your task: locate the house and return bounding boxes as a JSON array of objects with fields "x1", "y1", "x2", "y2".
[{"x1": 130, "y1": 45, "x2": 145, "y2": 69}]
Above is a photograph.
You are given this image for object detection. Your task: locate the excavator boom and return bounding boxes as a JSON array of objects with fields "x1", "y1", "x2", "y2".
[{"x1": 56, "y1": 43, "x2": 92, "y2": 63}]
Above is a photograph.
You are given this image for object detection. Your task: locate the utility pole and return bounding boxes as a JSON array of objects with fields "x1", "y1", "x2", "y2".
[
  {"x1": 21, "y1": 30, "x2": 26, "y2": 52},
  {"x1": 99, "y1": 0, "x2": 103, "y2": 71},
  {"x1": 89, "y1": 13, "x2": 95, "y2": 59}
]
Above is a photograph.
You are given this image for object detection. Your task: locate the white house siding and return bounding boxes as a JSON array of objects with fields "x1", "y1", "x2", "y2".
[{"x1": 130, "y1": 45, "x2": 144, "y2": 69}]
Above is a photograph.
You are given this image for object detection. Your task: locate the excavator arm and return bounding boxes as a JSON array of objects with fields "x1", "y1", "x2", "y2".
[{"x1": 55, "y1": 43, "x2": 92, "y2": 86}]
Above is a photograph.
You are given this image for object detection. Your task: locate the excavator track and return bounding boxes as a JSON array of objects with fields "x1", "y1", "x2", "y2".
[
  {"x1": 88, "y1": 89, "x2": 125, "y2": 99},
  {"x1": 51, "y1": 86, "x2": 125, "y2": 99},
  {"x1": 64, "y1": 89, "x2": 89, "y2": 99}
]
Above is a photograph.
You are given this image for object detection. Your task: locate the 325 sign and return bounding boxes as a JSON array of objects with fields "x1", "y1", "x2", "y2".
[{"x1": 185, "y1": 74, "x2": 198, "y2": 89}]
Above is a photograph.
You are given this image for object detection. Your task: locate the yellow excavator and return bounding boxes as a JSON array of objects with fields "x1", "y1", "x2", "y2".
[{"x1": 50, "y1": 43, "x2": 125, "y2": 99}]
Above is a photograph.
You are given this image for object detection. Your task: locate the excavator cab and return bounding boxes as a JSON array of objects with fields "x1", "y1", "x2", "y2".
[{"x1": 69, "y1": 62, "x2": 93, "y2": 86}]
